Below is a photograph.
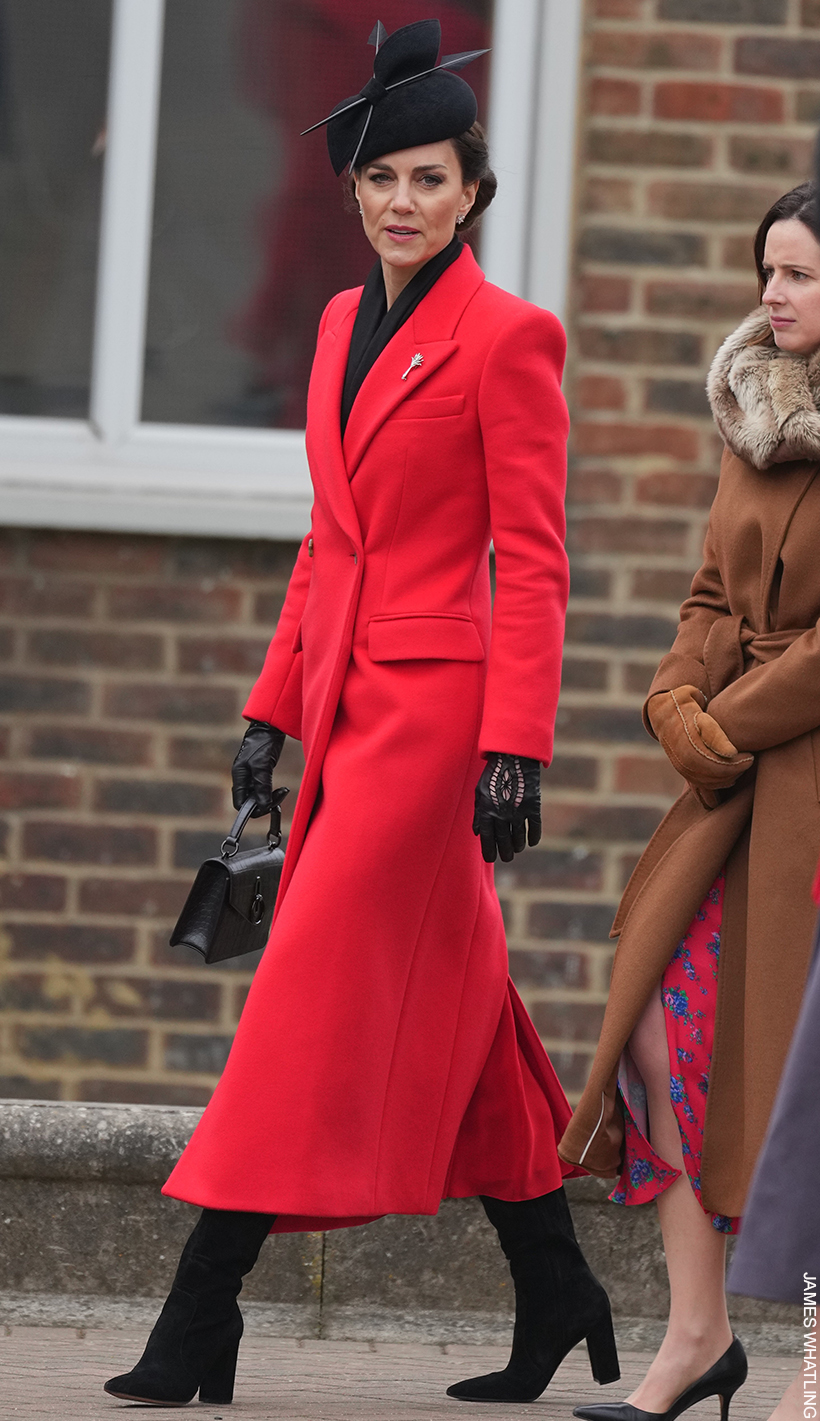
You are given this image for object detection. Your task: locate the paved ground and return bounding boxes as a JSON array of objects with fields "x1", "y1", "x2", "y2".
[{"x1": 0, "y1": 1328, "x2": 797, "y2": 1420}]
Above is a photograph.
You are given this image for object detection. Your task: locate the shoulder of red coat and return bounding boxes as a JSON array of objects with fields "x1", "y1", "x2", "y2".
[
  {"x1": 472, "y1": 278, "x2": 564, "y2": 333},
  {"x1": 467, "y1": 280, "x2": 566, "y2": 360},
  {"x1": 321, "y1": 285, "x2": 364, "y2": 335}
]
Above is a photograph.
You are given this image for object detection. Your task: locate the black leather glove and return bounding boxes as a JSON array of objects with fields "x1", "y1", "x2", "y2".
[
  {"x1": 231, "y1": 721, "x2": 286, "y2": 816},
  {"x1": 473, "y1": 753, "x2": 542, "y2": 864}
]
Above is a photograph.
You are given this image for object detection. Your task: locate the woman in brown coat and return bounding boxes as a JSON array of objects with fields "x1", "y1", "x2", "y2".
[{"x1": 564, "y1": 182, "x2": 820, "y2": 1421}]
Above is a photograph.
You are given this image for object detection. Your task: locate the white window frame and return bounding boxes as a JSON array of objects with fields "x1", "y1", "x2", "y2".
[{"x1": 0, "y1": 0, "x2": 582, "y2": 542}]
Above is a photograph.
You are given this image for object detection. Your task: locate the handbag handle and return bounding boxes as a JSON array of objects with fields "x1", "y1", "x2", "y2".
[{"x1": 221, "y1": 787, "x2": 289, "y2": 859}]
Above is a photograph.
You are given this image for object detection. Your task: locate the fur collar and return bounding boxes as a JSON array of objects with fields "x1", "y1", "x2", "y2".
[{"x1": 707, "y1": 306, "x2": 820, "y2": 469}]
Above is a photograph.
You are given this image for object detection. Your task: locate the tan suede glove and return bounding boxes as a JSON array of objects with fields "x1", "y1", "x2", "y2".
[{"x1": 647, "y1": 684, "x2": 754, "y2": 810}]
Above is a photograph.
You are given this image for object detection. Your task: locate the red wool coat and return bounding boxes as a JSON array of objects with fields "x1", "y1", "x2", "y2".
[{"x1": 164, "y1": 245, "x2": 578, "y2": 1231}]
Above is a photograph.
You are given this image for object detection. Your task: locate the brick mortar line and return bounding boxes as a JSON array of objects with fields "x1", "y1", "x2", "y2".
[
  {"x1": 537, "y1": 1037, "x2": 601, "y2": 1054},
  {"x1": 0, "y1": 622, "x2": 281, "y2": 642},
  {"x1": 570, "y1": 363, "x2": 723, "y2": 381},
  {"x1": 0, "y1": 964, "x2": 252, "y2": 982},
  {"x1": 571, "y1": 316, "x2": 749, "y2": 336},
  {"x1": 0, "y1": 1063, "x2": 225, "y2": 1084},
  {"x1": 511, "y1": 950, "x2": 616, "y2": 967},
  {"x1": 1, "y1": 854, "x2": 226, "y2": 870},
  {"x1": 565, "y1": 614, "x2": 688, "y2": 626},
  {"x1": 0, "y1": 811, "x2": 233, "y2": 827},
  {"x1": 577, "y1": 234, "x2": 774, "y2": 249},
  {"x1": 586, "y1": 78, "x2": 800, "y2": 95},
  {"x1": 528, "y1": 835, "x2": 662, "y2": 846},
  {"x1": 582, "y1": 169, "x2": 806, "y2": 194},
  {"x1": 564, "y1": 608, "x2": 686, "y2": 619},
  {"x1": 1, "y1": 669, "x2": 260, "y2": 686},
  {"x1": 499, "y1": 890, "x2": 636, "y2": 904},
  {"x1": 541, "y1": 778, "x2": 673, "y2": 792},
  {"x1": 585, "y1": 111, "x2": 818, "y2": 132},
  {"x1": 0, "y1": 563, "x2": 294, "y2": 582},
  {"x1": 571, "y1": 412, "x2": 715, "y2": 426},
  {"x1": 583, "y1": 117, "x2": 819, "y2": 133},
  {"x1": 523, "y1": 987, "x2": 611, "y2": 1003},
  {"x1": 584, "y1": 144, "x2": 814, "y2": 166},
  {"x1": 573, "y1": 310, "x2": 758, "y2": 328},
  {"x1": 587, "y1": 69, "x2": 729, "y2": 83},
  {"x1": 508, "y1": 939, "x2": 616, "y2": 953},
  {"x1": 577, "y1": 212, "x2": 789, "y2": 226},
  {"x1": 588, "y1": 18, "x2": 807, "y2": 37},
  {"x1": 556, "y1": 690, "x2": 650, "y2": 704},
  {"x1": 543, "y1": 766, "x2": 674, "y2": 780},
  {"x1": 0, "y1": 1015, "x2": 239, "y2": 1034},
  {"x1": 0, "y1": 765, "x2": 238, "y2": 784}
]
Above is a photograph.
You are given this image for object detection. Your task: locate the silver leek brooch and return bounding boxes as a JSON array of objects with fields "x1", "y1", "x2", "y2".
[{"x1": 401, "y1": 353, "x2": 424, "y2": 381}]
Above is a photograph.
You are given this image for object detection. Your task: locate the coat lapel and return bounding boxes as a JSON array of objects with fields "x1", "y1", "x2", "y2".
[
  {"x1": 758, "y1": 461, "x2": 819, "y2": 621},
  {"x1": 306, "y1": 296, "x2": 363, "y2": 549},
  {"x1": 342, "y1": 245, "x2": 485, "y2": 479}
]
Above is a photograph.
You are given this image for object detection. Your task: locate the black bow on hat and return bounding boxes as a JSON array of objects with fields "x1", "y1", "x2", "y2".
[{"x1": 302, "y1": 19, "x2": 488, "y2": 175}]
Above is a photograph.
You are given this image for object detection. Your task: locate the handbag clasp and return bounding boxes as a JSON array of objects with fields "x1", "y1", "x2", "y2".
[{"x1": 249, "y1": 877, "x2": 265, "y2": 925}]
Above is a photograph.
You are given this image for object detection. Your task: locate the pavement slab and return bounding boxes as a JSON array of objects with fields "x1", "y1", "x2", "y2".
[{"x1": 0, "y1": 1328, "x2": 798, "y2": 1421}]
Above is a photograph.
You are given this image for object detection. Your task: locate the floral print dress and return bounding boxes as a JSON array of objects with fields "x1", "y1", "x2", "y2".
[{"x1": 609, "y1": 871, "x2": 739, "y2": 1234}]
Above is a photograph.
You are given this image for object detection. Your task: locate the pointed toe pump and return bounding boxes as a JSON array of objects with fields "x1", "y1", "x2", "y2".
[
  {"x1": 446, "y1": 1189, "x2": 620, "y2": 1404},
  {"x1": 104, "y1": 1208, "x2": 274, "y2": 1406},
  {"x1": 572, "y1": 1336, "x2": 748, "y2": 1421}
]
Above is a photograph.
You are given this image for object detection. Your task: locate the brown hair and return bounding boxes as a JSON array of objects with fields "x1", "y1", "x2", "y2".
[
  {"x1": 753, "y1": 181, "x2": 818, "y2": 301},
  {"x1": 347, "y1": 121, "x2": 497, "y2": 230}
]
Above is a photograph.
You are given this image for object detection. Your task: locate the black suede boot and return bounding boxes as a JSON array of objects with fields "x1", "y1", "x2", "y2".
[
  {"x1": 447, "y1": 1189, "x2": 620, "y2": 1403},
  {"x1": 104, "y1": 1207, "x2": 275, "y2": 1405}
]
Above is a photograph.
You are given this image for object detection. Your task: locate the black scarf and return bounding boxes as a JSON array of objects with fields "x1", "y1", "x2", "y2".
[{"x1": 340, "y1": 236, "x2": 464, "y2": 434}]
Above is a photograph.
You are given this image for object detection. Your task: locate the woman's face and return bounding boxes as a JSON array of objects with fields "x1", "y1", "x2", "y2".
[
  {"x1": 354, "y1": 141, "x2": 478, "y2": 279},
  {"x1": 761, "y1": 217, "x2": 820, "y2": 355}
]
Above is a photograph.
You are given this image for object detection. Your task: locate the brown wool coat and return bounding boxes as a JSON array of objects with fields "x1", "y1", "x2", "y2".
[{"x1": 559, "y1": 307, "x2": 820, "y2": 1216}]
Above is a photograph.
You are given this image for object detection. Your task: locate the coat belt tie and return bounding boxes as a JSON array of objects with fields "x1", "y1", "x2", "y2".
[{"x1": 703, "y1": 615, "x2": 812, "y2": 698}]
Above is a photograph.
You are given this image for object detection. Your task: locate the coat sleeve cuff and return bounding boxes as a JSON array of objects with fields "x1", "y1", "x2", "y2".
[{"x1": 243, "y1": 654, "x2": 304, "y2": 741}]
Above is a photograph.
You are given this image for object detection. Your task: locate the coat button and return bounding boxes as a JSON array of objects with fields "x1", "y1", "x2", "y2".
[{"x1": 308, "y1": 537, "x2": 314, "y2": 557}]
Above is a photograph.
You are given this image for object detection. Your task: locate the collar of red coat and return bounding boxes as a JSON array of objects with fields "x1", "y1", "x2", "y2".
[
  {"x1": 316, "y1": 243, "x2": 483, "y2": 470},
  {"x1": 307, "y1": 243, "x2": 486, "y2": 545},
  {"x1": 327, "y1": 239, "x2": 486, "y2": 345}
]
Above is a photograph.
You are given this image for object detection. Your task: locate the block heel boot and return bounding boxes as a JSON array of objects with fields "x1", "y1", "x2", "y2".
[
  {"x1": 447, "y1": 1188, "x2": 620, "y2": 1404},
  {"x1": 104, "y1": 1207, "x2": 275, "y2": 1406}
]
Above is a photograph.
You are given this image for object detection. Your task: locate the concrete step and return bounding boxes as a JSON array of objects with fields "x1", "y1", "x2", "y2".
[{"x1": 0, "y1": 1100, "x2": 796, "y2": 1352}]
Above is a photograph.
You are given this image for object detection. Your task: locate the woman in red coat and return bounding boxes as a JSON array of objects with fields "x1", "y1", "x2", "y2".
[{"x1": 105, "y1": 20, "x2": 618, "y2": 1409}]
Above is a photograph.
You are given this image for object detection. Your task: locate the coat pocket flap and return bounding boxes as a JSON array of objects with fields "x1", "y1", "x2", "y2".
[
  {"x1": 368, "y1": 613, "x2": 484, "y2": 662},
  {"x1": 391, "y1": 394, "x2": 465, "y2": 420}
]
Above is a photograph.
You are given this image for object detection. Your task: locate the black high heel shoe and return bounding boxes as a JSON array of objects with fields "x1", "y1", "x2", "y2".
[
  {"x1": 104, "y1": 1208, "x2": 274, "y2": 1405},
  {"x1": 446, "y1": 1189, "x2": 621, "y2": 1404},
  {"x1": 572, "y1": 1335, "x2": 748, "y2": 1421}
]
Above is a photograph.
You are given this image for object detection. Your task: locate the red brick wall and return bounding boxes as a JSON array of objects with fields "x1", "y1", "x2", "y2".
[
  {"x1": 1, "y1": 0, "x2": 818, "y2": 1105},
  {"x1": 0, "y1": 530, "x2": 304, "y2": 1104}
]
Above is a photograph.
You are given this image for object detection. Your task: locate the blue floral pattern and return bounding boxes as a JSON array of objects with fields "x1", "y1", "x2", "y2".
[{"x1": 609, "y1": 871, "x2": 740, "y2": 1235}]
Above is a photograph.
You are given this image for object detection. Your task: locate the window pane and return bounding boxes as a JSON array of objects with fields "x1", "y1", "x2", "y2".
[
  {"x1": 142, "y1": 0, "x2": 492, "y2": 431},
  {"x1": 0, "y1": 0, "x2": 111, "y2": 418}
]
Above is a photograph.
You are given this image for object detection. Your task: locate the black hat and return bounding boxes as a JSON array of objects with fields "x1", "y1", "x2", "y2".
[{"x1": 302, "y1": 20, "x2": 488, "y2": 176}]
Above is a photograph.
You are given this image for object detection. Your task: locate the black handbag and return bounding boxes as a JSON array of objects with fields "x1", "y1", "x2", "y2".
[{"x1": 170, "y1": 790, "x2": 288, "y2": 964}]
